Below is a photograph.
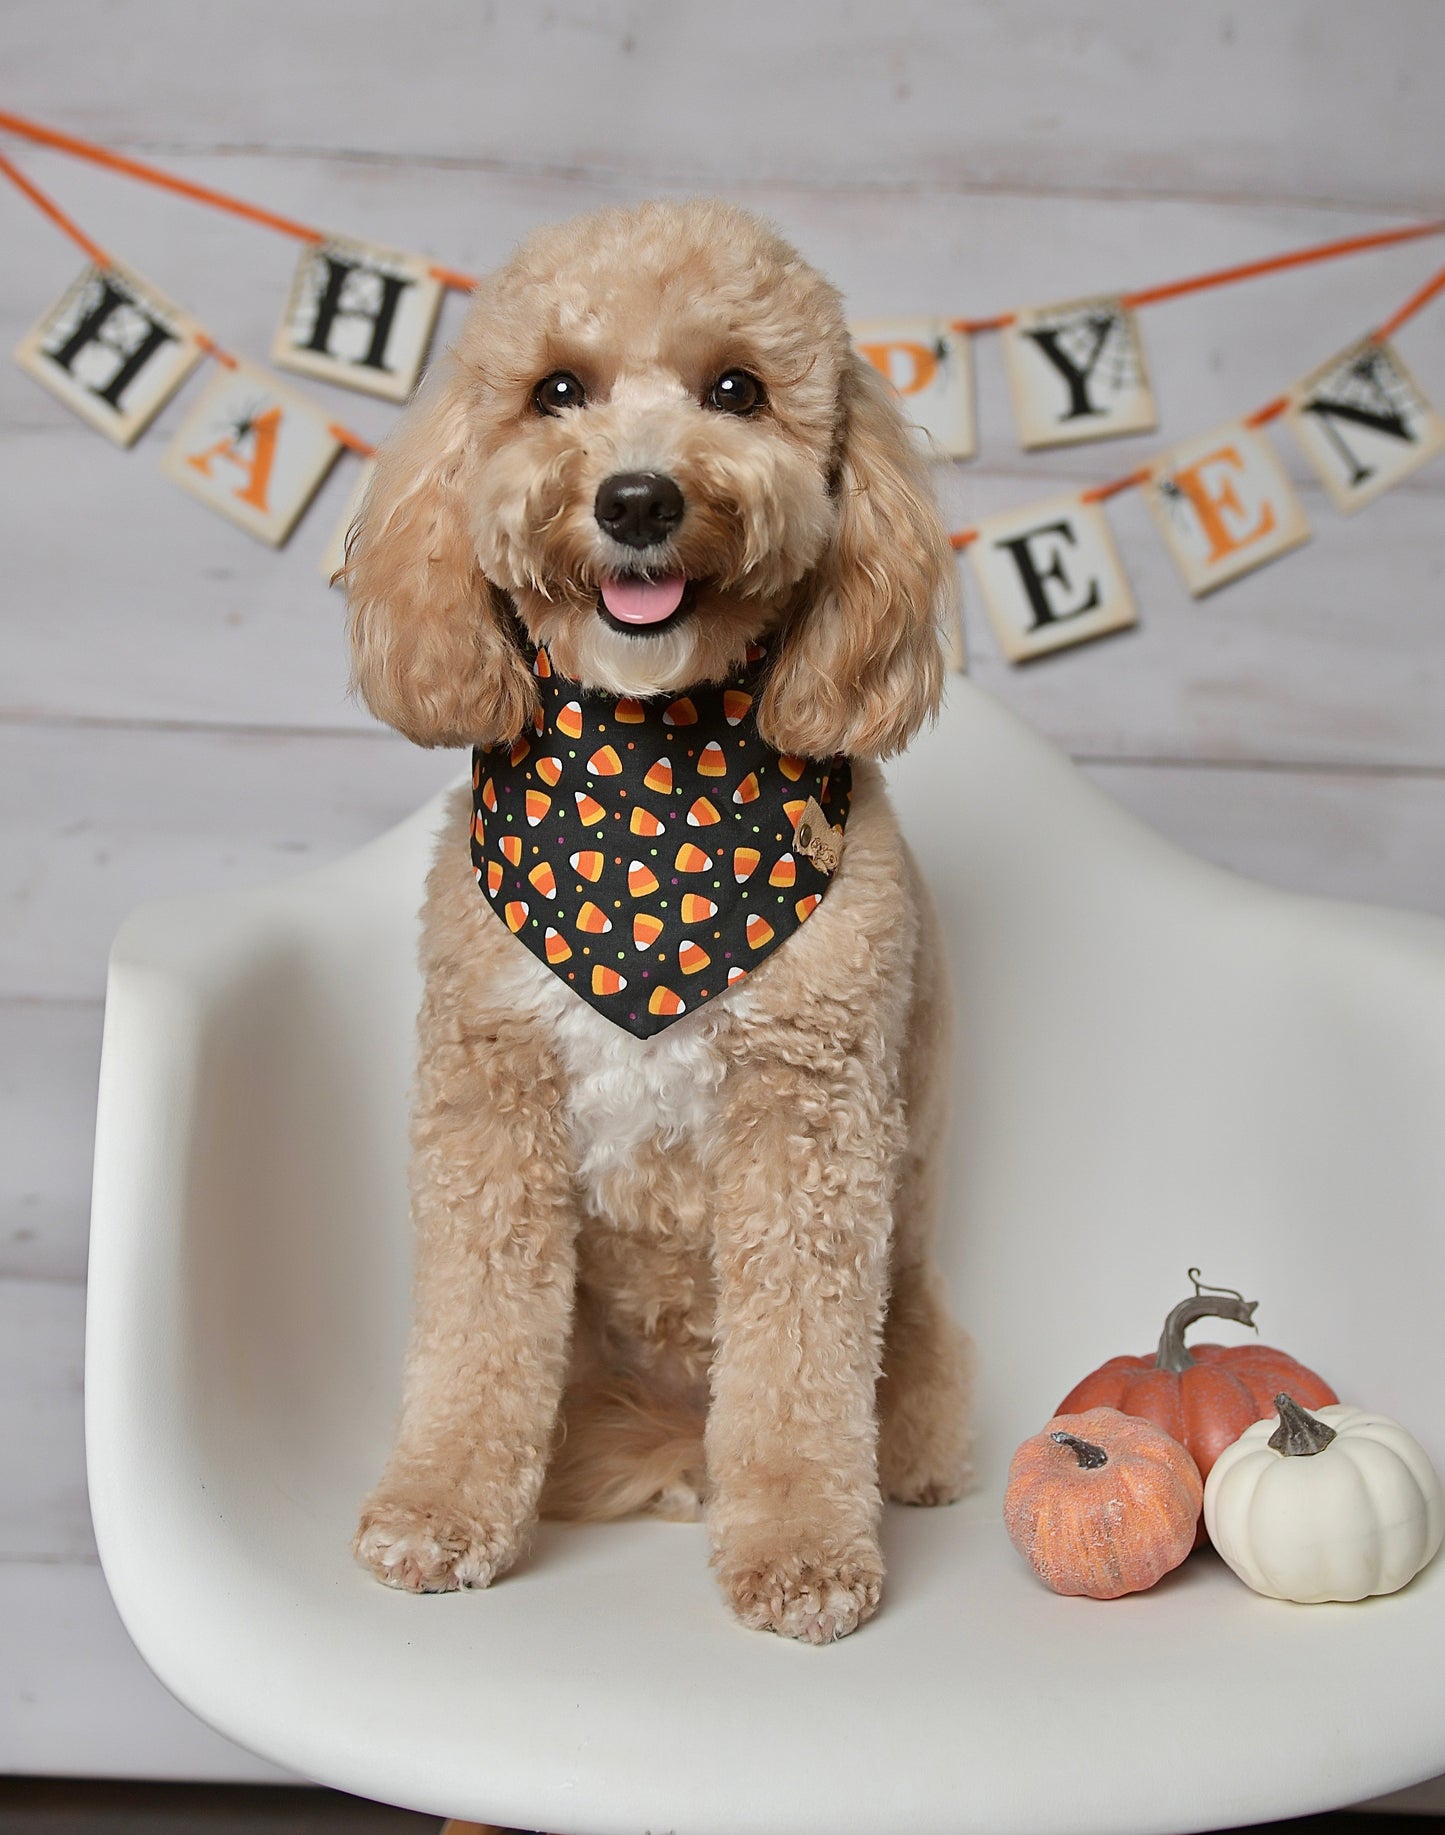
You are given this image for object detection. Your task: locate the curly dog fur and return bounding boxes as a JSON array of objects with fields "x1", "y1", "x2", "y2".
[{"x1": 345, "y1": 199, "x2": 973, "y2": 1643}]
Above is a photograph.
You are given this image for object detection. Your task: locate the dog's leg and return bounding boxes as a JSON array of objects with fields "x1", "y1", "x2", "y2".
[
  {"x1": 354, "y1": 990, "x2": 579, "y2": 1593},
  {"x1": 878, "y1": 851, "x2": 975, "y2": 1505},
  {"x1": 704, "y1": 1003, "x2": 899, "y2": 1644}
]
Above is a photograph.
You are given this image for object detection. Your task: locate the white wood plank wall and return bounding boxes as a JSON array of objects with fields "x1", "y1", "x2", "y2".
[{"x1": 3, "y1": 0, "x2": 1445, "y2": 1800}]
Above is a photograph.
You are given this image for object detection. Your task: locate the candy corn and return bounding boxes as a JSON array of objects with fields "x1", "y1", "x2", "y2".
[
  {"x1": 649, "y1": 986, "x2": 686, "y2": 1017},
  {"x1": 592, "y1": 966, "x2": 627, "y2": 996},
  {"x1": 687, "y1": 796, "x2": 720, "y2": 827},
  {"x1": 628, "y1": 861, "x2": 660, "y2": 895},
  {"x1": 778, "y1": 754, "x2": 806, "y2": 781},
  {"x1": 528, "y1": 861, "x2": 557, "y2": 897},
  {"x1": 663, "y1": 696, "x2": 697, "y2": 726},
  {"x1": 678, "y1": 940, "x2": 711, "y2": 975},
  {"x1": 587, "y1": 745, "x2": 622, "y2": 776},
  {"x1": 487, "y1": 860, "x2": 503, "y2": 895},
  {"x1": 643, "y1": 758, "x2": 673, "y2": 793},
  {"x1": 630, "y1": 807, "x2": 665, "y2": 837},
  {"x1": 723, "y1": 689, "x2": 752, "y2": 725},
  {"x1": 535, "y1": 755, "x2": 562, "y2": 786},
  {"x1": 796, "y1": 894, "x2": 821, "y2": 921},
  {"x1": 769, "y1": 854, "x2": 796, "y2": 887},
  {"x1": 557, "y1": 700, "x2": 583, "y2": 738},
  {"x1": 500, "y1": 834, "x2": 522, "y2": 865},
  {"x1": 525, "y1": 789, "x2": 551, "y2": 826},
  {"x1": 746, "y1": 915, "x2": 774, "y2": 948},
  {"x1": 680, "y1": 894, "x2": 717, "y2": 922},
  {"x1": 697, "y1": 741, "x2": 726, "y2": 776},
  {"x1": 732, "y1": 772, "x2": 760, "y2": 804},
  {"x1": 633, "y1": 912, "x2": 664, "y2": 950},
  {"x1": 569, "y1": 850, "x2": 604, "y2": 881},
  {"x1": 576, "y1": 901, "x2": 613, "y2": 934},
  {"x1": 733, "y1": 847, "x2": 760, "y2": 882},
  {"x1": 675, "y1": 843, "x2": 711, "y2": 873},
  {"x1": 614, "y1": 696, "x2": 645, "y2": 723},
  {"x1": 504, "y1": 900, "x2": 529, "y2": 932},
  {"x1": 544, "y1": 926, "x2": 572, "y2": 963},
  {"x1": 509, "y1": 737, "x2": 531, "y2": 766},
  {"x1": 574, "y1": 791, "x2": 606, "y2": 826}
]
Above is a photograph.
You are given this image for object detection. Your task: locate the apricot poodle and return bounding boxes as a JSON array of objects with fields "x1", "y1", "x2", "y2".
[{"x1": 346, "y1": 198, "x2": 973, "y2": 1643}]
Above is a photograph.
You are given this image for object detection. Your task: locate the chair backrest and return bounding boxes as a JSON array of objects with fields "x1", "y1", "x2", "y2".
[{"x1": 92, "y1": 678, "x2": 1445, "y2": 1531}]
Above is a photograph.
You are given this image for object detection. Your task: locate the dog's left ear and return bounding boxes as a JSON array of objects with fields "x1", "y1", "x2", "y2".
[{"x1": 757, "y1": 354, "x2": 955, "y2": 760}]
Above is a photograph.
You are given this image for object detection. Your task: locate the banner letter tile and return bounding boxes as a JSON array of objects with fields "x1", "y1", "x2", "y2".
[
  {"x1": 160, "y1": 361, "x2": 342, "y2": 546},
  {"x1": 851, "y1": 317, "x2": 975, "y2": 459},
  {"x1": 13, "y1": 260, "x2": 204, "y2": 446},
  {"x1": 1146, "y1": 421, "x2": 1309, "y2": 596},
  {"x1": 272, "y1": 235, "x2": 445, "y2": 403},
  {"x1": 967, "y1": 495, "x2": 1137, "y2": 662},
  {"x1": 1002, "y1": 295, "x2": 1157, "y2": 450},
  {"x1": 1285, "y1": 336, "x2": 1445, "y2": 514}
]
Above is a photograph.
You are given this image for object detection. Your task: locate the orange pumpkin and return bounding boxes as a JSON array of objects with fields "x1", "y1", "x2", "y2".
[
  {"x1": 1056, "y1": 1273, "x2": 1336, "y2": 1484},
  {"x1": 1004, "y1": 1407, "x2": 1202, "y2": 1599}
]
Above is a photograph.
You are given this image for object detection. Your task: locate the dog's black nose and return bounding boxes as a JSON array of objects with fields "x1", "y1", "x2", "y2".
[{"x1": 594, "y1": 471, "x2": 685, "y2": 549}]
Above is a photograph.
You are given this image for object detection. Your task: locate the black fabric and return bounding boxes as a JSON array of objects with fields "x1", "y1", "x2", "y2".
[{"x1": 470, "y1": 643, "x2": 851, "y2": 1038}]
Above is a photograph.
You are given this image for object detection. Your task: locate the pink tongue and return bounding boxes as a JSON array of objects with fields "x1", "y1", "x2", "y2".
[{"x1": 600, "y1": 574, "x2": 687, "y2": 626}]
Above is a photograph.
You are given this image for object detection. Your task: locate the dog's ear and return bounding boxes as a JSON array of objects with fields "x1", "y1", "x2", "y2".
[
  {"x1": 342, "y1": 357, "x2": 536, "y2": 749},
  {"x1": 757, "y1": 354, "x2": 954, "y2": 760}
]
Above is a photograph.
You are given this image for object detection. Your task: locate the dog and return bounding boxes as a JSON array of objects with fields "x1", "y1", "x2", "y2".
[{"x1": 345, "y1": 199, "x2": 973, "y2": 1643}]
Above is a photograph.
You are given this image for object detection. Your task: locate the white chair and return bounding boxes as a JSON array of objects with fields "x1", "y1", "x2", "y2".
[{"x1": 86, "y1": 679, "x2": 1445, "y2": 1835}]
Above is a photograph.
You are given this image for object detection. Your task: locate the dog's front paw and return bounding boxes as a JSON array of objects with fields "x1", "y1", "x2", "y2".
[
  {"x1": 715, "y1": 1540, "x2": 883, "y2": 1644},
  {"x1": 353, "y1": 1487, "x2": 522, "y2": 1593}
]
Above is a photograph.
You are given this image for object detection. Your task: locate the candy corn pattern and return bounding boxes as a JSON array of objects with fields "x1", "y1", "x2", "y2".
[{"x1": 471, "y1": 642, "x2": 850, "y2": 1037}]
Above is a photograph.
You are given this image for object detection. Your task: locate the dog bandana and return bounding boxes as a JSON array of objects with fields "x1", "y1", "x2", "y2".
[{"x1": 471, "y1": 643, "x2": 851, "y2": 1038}]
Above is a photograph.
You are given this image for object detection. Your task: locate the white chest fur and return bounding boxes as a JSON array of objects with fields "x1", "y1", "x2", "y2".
[{"x1": 506, "y1": 946, "x2": 729, "y2": 1190}]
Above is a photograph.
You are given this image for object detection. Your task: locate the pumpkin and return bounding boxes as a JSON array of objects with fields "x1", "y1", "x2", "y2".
[
  {"x1": 1056, "y1": 1272, "x2": 1337, "y2": 1484},
  {"x1": 1004, "y1": 1407, "x2": 1202, "y2": 1599},
  {"x1": 1204, "y1": 1393, "x2": 1445, "y2": 1602}
]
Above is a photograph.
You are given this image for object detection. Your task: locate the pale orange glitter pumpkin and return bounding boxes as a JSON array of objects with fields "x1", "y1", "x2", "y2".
[{"x1": 1003, "y1": 1407, "x2": 1202, "y2": 1599}]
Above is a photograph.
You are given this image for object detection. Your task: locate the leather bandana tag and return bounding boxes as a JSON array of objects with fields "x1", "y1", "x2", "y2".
[
  {"x1": 470, "y1": 644, "x2": 851, "y2": 1039},
  {"x1": 795, "y1": 797, "x2": 844, "y2": 875}
]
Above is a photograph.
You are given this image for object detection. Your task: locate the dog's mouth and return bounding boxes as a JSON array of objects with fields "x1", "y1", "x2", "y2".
[{"x1": 596, "y1": 573, "x2": 696, "y2": 635}]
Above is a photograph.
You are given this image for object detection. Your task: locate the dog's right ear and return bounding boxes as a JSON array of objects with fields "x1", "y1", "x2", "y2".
[{"x1": 342, "y1": 357, "x2": 536, "y2": 749}]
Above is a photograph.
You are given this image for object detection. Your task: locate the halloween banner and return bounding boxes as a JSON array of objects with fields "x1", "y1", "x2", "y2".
[{"x1": 4, "y1": 108, "x2": 1445, "y2": 669}]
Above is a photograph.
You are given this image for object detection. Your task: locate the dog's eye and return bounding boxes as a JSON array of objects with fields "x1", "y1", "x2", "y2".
[
  {"x1": 707, "y1": 370, "x2": 765, "y2": 415},
  {"x1": 533, "y1": 371, "x2": 587, "y2": 416}
]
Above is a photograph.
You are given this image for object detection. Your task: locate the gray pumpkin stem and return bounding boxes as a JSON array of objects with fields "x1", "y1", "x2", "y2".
[
  {"x1": 1154, "y1": 1273, "x2": 1259, "y2": 1373},
  {"x1": 1052, "y1": 1431, "x2": 1109, "y2": 1469},
  {"x1": 1268, "y1": 1392, "x2": 1337, "y2": 1457}
]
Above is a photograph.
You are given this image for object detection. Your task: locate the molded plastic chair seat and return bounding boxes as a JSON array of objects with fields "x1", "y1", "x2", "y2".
[{"x1": 87, "y1": 680, "x2": 1445, "y2": 1835}]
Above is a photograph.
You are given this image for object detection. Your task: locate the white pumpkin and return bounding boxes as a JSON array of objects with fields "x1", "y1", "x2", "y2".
[{"x1": 1204, "y1": 1393, "x2": 1445, "y2": 1603}]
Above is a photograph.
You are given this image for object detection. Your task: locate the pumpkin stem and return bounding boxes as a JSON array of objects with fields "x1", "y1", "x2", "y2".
[
  {"x1": 1051, "y1": 1431, "x2": 1109, "y2": 1469},
  {"x1": 1154, "y1": 1272, "x2": 1259, "y2": 1373},
  {"x1": 1268, "y1": 1391, "x2": 1337, "y2": 1457}
]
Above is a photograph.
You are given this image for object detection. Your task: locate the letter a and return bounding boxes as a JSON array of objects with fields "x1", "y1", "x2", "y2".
[{"x1": 186, "y1": 404, "x2": 281, "y2": 511}]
